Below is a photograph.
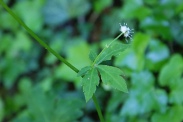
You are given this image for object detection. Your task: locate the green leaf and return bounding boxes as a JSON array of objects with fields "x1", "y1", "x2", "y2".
[
  {"x1": 0, "y1": 11, "x2": 19, "y2": 30},
  {"x1": 14, "y1": 84, "x2": 83, "y2": 122},
  {"x1": 14, "y1": 0, "x2": 44, "y2": 32},
  {"x1": 159, "y1": 54, "x2": 183, "y2": 86},
  {"x1": 132, "y1": 33, "x2": 150, "y2": 56},
  {"x1": 44, "y1": 0, "x2": 90, "y2": 26},
  {"x1": 94, "y1": 41, "x2": 130, "y2": 65},
  {"x1": 114, "y1": 33, "x2": 150, "y2": 71},
  {"x1": 89, "y1": 49, "x2": 98, "y2": 62},
  {"x1": 121, "y1": 0, "x2": 152, "y2": 20},
  {"x1": 97, "y1": 65, "x2": 128, "y2": 92},
  {"x1": 77, "y1": 66, "x2": 91, "y2": 77},
  {"x1": 140, "y1": 17, "x2": 172, "y2": 40},
  {"x1": 82, "y1": 68, "x2": 99, "y2": 102},
  {"x1": 121, "y1": 87, "x2": 155, "y2": 116},
  {"x1": 151, "y1": 105, "x2": 183, "y2": 122},
  {"x1": 169, "y1": 78, "x2": 183, "y2": 104},
  {"x1": 93, "y1": 0, "x2": 112, "y2": 13},
  {"x1": 131, "y1": 71, "x2": 155, "y2": 89},
  {"x1": 153, "y1": 89, "x2": 168, "y2": 112},
  {"x1": 54, "y1": 40, "x2": 91, "y2": 81},
  {"x1": 145, "y1": 39, "x2": 170, "y2": 71},
  {"x1": 147, "y1": 40, "x2": 169, "y2": 62}
]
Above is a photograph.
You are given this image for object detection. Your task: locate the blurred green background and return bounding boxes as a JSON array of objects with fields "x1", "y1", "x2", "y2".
[{"x1": 0, "y1": 0, "x2": 183, "y2": 122}]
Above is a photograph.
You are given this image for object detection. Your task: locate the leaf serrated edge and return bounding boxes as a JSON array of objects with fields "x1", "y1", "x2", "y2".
[
  {"x1": 97, "y1": 65, "x2": 128, "y2": 93},
  {"x1": 82, "y1": 68, "x2": 99, "y2": 102}
]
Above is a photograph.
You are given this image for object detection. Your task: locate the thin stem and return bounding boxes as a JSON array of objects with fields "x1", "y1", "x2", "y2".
[
  {"x1": 0, "y1": 1, "x2": 105, "y2": 121},
  {"x1": 0, "y1": 0, "x2": 78, "y2": 73},
  {"x1": 92, "y1": 33, "x2": 123, "y2": 66},
  {"x1": 92, "y1": 95, "x2": 105, "y2": 122},
  {"x1": 108, "y1": 32, "x2": 123, "y2": 46}
]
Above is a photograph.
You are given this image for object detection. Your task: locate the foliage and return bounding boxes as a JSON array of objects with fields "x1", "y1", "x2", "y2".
[
  {"x1": 12, "y1": 78, "x2": 83, "y2": 122},
  {"x1": 79, "y1": 41, "x2": 129, "y2": 102},
  {"x1": 81, "y1": 67, "x2": 99, "y2": 102},
  {"x1": 0, "y1": 0, "x2": 183, "y2": 122}
]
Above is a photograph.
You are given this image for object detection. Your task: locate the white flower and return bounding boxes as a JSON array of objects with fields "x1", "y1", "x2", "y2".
[{"x1": 119, "y1": 23, "x2": 133, "y2": 42}]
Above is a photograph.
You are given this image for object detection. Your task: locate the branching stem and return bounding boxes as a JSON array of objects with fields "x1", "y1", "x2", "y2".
[
  {"x1": 0, "y1": 1, "x2": 104, "y2": 121},
  {"x1": 92, "y1": 33, "x2": 123, "y2": 66}
]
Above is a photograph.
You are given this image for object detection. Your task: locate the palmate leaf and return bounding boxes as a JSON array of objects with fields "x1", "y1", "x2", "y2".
[
  {"x1": 79, "y1": 41, "x2": 130, "y2": 102},
  {"x1": 97, "y1": 65, "x2": 128, "y2": 93},
  {"x1": 94, "y1": 42, "x2": 130, "y2": 65},
  {"x1": 82, "y1": 67, "x2": 99, "y2": 102}
]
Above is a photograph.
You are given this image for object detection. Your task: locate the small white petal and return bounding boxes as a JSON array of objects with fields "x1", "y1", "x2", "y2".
[{"x1": 119, "y1": 23, "x2": 134, "y2": 42}]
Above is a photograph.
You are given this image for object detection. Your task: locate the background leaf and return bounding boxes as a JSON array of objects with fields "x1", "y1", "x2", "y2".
[
  {"x1": 151, "y1": 105, "x2": 183, "y2": 122},
  {"x1": 145, "y1": 39, "x2": 170, "y2": 71},
  {"x1": 158, "y1": 54, "x2": 183, "y2": 87},
  {"x1": 169, "y1": 78, "x2": 183, "y2": 104},
  {"x1": 54, "y1": 40, "x2": 91, "y2": 82},
  {"x1": 1, "y1": 0, "x2": 183, "y2": 121},
  {"x1": 114, "y1": 33, "x2": 150, "y2": 71},
  {"x1": 93, "y1": 0, "x2": 112, "y2": 13},
  {"x1": 89, "y1": 49, "x2": 98, "y2": 62},
  {"x1": 12, "y1": 78, "x2": 84, "y2": 122},
  {"x1": 43, "y1": 0, "x2": 90, "y2": 26}
]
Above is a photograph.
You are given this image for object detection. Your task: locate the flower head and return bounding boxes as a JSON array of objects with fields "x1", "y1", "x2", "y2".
[{"x1": 119, "y1": 23, "x2": 133, "y2": 42}]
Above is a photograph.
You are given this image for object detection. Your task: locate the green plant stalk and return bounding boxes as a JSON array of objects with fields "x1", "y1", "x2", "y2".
[
  {"x1": 0, "y1": 0, "x2": 78, "y2": 73},
  {"x1": 92, "y1": 95, "x2": 105, "y2": 122},
  {"x1": 0, "y1": 1, "x2": 104, "y2": 122},
  {"x1": 92, "y1": 32, "x2": 123, "y2": 66}
]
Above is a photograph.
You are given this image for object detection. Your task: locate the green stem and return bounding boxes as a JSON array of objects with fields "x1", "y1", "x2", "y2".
[
  {"x1": 92, "y1": 95, "x2": 105, "y2": 122},
  {"x1": 92, "y1": 33, "x2": 123, "y2": 66},
  {"x1": 0, "y1": 0, "x2": 78, "y2": 72},
  {"x1": 0, "y1": 1, "x2": 105, "y2": 121}
]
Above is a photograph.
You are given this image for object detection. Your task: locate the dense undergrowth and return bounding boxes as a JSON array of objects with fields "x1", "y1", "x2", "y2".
[{"x1": 0, "y1": 0, "x2": 183, "y2": 122}]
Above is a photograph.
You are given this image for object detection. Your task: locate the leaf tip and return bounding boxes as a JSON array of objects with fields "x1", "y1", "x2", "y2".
[
  {"x1": 85, "y1": 96, "x2": 91, "y2": 103},
  {"x1": 124, "y1": 89, "x2": 129, "y2": 93}
]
